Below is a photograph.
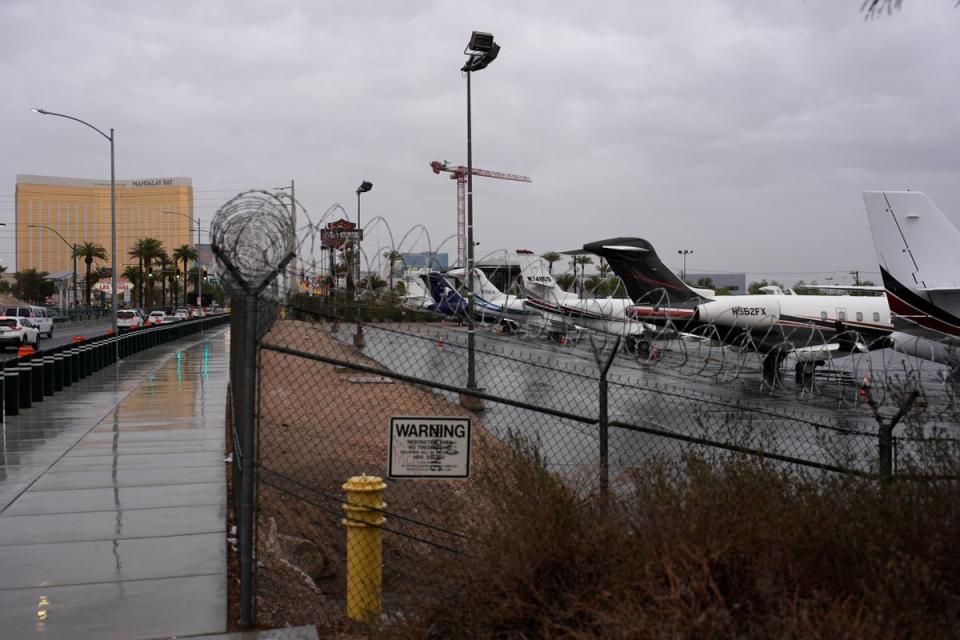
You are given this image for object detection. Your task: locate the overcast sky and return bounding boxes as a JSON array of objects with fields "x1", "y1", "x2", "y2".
[{"x1": 1, "y1": 0, "x2": 958, "y2": 284}]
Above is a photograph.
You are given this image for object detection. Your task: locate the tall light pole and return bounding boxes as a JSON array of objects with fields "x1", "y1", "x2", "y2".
[
  {"x1": 28, "y1": 224, "x2": 77, "y2": 314},
  {"x1": 354, "y1": 180, "x2": 372, "y2": 348},
  {"x1": 462, "y1": 31, "x2": 500, "y2": 400},
  {"x1": 161, "y1": 210, "x2": 203, "y2": 312},
  {"x1": 33, "y1": 108, "x2": 117, "y2": 340},
  {"x1": 677, "y1": 249, "x2": 693, "y2": 282}
]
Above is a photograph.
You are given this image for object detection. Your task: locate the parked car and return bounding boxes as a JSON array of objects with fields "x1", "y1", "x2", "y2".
[
  {"x1": 3, "y1": 306, "x2": 54, "y2": 339},
  {"x1": 117, "y1": 310, "x2": 143, "y2": 332},
  {"x1": 174, "y1": 308, "x2": 190, "y2": 321},
  {"x1": 0, "y1": 316, "x2": 40, "y2": 349}
]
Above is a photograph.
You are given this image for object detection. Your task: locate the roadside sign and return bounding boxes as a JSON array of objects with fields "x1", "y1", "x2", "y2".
[
  {"x1": 388, "y1": 416, "x2": 471, "y2": 479},
  {"x1": 321, "y1": 228, "x2": 363, "y2": 249}
]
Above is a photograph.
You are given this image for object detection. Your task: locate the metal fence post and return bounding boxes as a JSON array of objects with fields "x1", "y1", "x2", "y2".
[
  {"x1": 864, "y1": 386, "x2": 920, "y2": 480},
  {"x1": 591, "y1": 337, "x2": 620, "y2": 498},
  {"x1": 239, "y1": 293, "x2": 259, "y2": 627}
]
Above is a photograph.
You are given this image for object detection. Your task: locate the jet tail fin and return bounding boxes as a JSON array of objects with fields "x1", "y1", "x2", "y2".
[
  {"x1": 583, "y1": 237, "x2": 711, "y2": 306},
  {"x1": 447, "y1": 267, "x2": 506, "y2": 299},
  {"x1": 864, "y1": 191, "x2": 960, "y2": 293},
  {"x1": 517, "y1": 253, "x2": 572, "y2": 304},
  {"x1": 421, "y1": 272, "x2": 468, "y2": 316}
]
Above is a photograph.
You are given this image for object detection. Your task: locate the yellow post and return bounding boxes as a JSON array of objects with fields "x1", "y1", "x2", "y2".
[{"x1": 343, "y1": 474, "x2": 387, "y2": 623}]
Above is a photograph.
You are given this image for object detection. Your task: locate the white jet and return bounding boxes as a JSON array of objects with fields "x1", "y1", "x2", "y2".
[
  {"x1": 515, "y1": 251, "x2": 648, "y2": 350},
  {"x1": 863, "y1": 190, "x2": 960, "y2": 370}
]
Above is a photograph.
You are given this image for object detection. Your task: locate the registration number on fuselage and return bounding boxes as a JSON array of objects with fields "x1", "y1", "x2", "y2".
[{"x1": 730, "y1": 306, "x2": 768, "y2": 317}]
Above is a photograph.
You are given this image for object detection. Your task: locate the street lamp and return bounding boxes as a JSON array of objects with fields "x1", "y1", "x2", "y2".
[
  {"x1": 161, "y1": 210, "x2": 203, "y2": 313},
  {"x1": 33, "y1": 107, "x2": 117, "y2": 340},
  {"x1": 28, "y1": 224, "x2": 77, "y2": 314},
  {"x1": 461, "y1": 30, "x2": 500, "y2": 401},
  {"x1": 677, "y1": 249, "x2": 693, "y2": 282},
  {"x1": 354, "y1": 180, "x2": 372, "y2": 347}
]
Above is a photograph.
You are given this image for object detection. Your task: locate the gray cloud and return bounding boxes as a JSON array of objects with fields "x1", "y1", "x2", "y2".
[{"x1": 2, "y1": 0, "x2": 959, "y2": 282}]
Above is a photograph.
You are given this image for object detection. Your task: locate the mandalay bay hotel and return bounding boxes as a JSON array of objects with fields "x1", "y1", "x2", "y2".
[{"x1": 15, "y1": 175, "x2": 194, "y2": 304}]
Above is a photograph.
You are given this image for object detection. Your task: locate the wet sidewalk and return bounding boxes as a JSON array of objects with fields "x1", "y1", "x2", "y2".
[{"x1": 0, "y1": 328, "x2": 230, "y2": 639}]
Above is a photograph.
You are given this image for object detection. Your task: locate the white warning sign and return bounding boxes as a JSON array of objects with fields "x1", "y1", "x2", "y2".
[{"x1": 388, "y1": 416, "x2": 471, "y2": 479}]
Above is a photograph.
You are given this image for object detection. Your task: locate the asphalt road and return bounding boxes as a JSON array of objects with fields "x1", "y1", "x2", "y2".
[{"x1": 1, "y1": 319, "x2": 138, "y2": 355}]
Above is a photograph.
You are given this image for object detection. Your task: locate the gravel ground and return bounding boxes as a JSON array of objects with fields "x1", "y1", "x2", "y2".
[{"x1": 231, "y1": 319, "x2": 506, "y2": 634}]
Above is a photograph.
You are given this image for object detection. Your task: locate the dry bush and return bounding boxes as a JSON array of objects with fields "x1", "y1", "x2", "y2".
[{"x1": 382, "y1": 446, "x2": 960, "y2": 639}]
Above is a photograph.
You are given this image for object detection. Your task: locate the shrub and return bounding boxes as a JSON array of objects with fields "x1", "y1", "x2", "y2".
[{"x1": 383, "y1": 448, "x2": 960, "y2": 638}]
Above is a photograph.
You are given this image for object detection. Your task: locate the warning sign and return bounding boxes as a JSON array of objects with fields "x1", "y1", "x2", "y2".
[{"x1": 388, "y1": 416, "x2": 471, "y2": 479}]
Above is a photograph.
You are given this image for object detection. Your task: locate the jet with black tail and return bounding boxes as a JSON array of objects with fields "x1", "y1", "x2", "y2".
[{"x1": 584, "y1": 237, "x2": 893, "y2": 383}]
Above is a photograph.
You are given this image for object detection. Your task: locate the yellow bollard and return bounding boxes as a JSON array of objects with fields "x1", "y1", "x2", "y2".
[{"x1": 343, "y1": 474, "x2": 387, "y2": 623}]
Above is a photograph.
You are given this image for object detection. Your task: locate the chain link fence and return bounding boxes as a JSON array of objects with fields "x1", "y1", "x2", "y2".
[{"x1": 241, "y1": 300, "x2": 960, "y2": 630}]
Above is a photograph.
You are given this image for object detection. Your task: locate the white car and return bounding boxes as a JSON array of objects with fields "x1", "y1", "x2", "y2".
[
  {"x1": 149, "y1": 311, "x2": 175, "y2": 325},
  {"x1": 3, "y1": 306, "x2": 54, "y2": 339},
  {"x1": 174, "y1": 308, "x2": 190, "y2": 321},
  {"x1": 0, "y1": 316, "x2": 40, "y2": 350},
  {"x1": 117, "y1": 310, "x2": 143, "y2": 332}
]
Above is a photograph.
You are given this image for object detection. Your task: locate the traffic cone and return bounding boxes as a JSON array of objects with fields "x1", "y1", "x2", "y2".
[
  {"x1": 437, "y1": 337, "x2": 444, "y2": 349},
  {"x1": 18, "y1": 345, "x2": 34, "y2": 357}
]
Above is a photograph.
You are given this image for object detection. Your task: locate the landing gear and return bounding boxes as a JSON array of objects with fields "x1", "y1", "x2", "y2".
[
  {"x1": 625, "y1": 336, "x2": 651, "y2": 356},
  {"x1": 547, "y1": 331, "x2": 566, "y2": 345},
  {"x1": 794, "y1": 360, "x2": 818, "y2": 384},
  {"x1": 762, "y1": 347, "x2": 789, "y2": 387}
]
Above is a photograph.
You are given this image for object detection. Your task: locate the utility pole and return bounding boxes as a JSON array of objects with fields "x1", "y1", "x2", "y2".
[
  {"x1": 289, "y1": 179, "x2": 296, "y2": 299},
  {"x1": 850, "y1": 270, "x2": 860, "y2": 286}
]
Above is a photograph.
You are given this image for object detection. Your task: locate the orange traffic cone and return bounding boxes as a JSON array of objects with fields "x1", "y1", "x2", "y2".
[
  {"x1": 72, "y1": 336, "x2": 84, "y2": 344},
  {"x1": 18, "y1": 345, "x2": 34, "y2": 357}
]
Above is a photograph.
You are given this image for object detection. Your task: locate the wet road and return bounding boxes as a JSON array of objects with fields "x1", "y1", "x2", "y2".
[
  {"x1": 0, "y1": 320, "x2": 113, "y2": 358},
  {"x1": 0, "y1": 327, "x2": 229, "y2": 639}
]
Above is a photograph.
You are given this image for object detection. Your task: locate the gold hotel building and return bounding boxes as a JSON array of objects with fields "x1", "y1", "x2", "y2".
[{"x1": 15, "y1": 175, "x2": 194, "y2": 278}]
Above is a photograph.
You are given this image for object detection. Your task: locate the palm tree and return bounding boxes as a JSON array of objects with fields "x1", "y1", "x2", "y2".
[
  {"x1": 121, "y1": 265, "x2": 142, "y2": 306},
  {"x1": 74, "y1": 242, "x2": 107, "y2": 307},
  {"x1": 339, "y1": 248, "x2": 357, "y2": 291},
  {"x1": 541, "y1": 251, "x2": 562, "y2": 275},
  {"x1": 598, "y1": 257, "x2": 611, "y2": 278},
  {"x1": 555, "y1": 273, "x2": 576, "y2": 292},
  {"x1": 173, "y1": 244, "x2": 198, "y2": 307},
  {"x1": 573, "y1": 255, "x2": 593, "y2": 294},
  {"x1": 383, "y1": 249, "x2": 404, "y2": 292},
  {"x1": 129, "y1": 238, "x2": 164, "y2": 308},
  {"x1": 157, "y1": 251, "x2": 171, "y2": 308},
  {"x1": 366, "y1": 273, "x2": 387, "y2": 292}
]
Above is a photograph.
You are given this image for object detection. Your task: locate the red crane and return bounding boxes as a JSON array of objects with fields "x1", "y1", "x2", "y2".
[{"x1": 430, "y1": 160, "x2": 532, "y2": 267}]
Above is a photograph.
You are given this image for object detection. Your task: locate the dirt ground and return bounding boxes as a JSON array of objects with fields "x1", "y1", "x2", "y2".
[{"x1": 226, "y1": 319, "x2": 507, "y2": 635}]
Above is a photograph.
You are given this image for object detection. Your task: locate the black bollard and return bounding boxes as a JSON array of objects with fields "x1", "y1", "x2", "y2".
[
  {"x1": 4, "y1": 359, "x2": 18, "y2": 416},
  {"x1": 18, "y1": 354, "x2": 32, "y2": 410},
  {"x1": 43, "y1": 351, "x2": 55, "y2": 397},
  {"x1": 53, "y1": 346, "x2": 64, "y2": 392},
  {"x1": 32, "y1": 354, "x2": 44, "y2": 403}
]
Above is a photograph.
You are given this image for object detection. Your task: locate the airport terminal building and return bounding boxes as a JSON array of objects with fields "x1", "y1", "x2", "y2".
[{"x1": 15, "y1": 175, "x2": 194, "y2": 275}]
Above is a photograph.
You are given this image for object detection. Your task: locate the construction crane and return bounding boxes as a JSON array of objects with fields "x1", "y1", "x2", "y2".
[{"x1": 430, "y1": 160, "x2": 532, "y2": 267}]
